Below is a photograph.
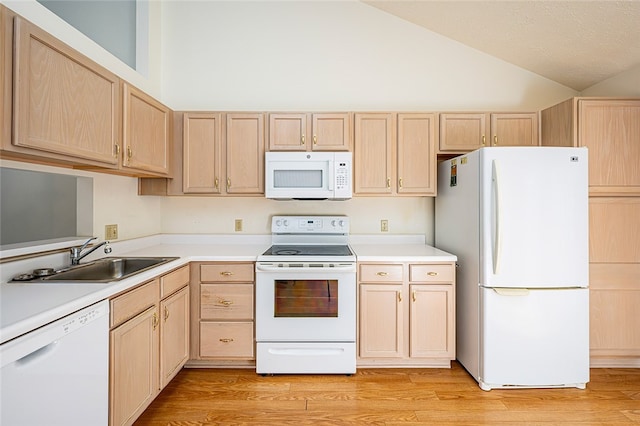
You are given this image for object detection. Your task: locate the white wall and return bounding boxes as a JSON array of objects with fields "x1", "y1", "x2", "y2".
[
  {"x1": 160, "y1": 0, "x2": 576, "y2": 111},
  {"x1": 161, "y1": 196, "x2": 434, "y2": 241},
  {"x1": 581, "y1": 63, "x2": 640, "y2": 97}
]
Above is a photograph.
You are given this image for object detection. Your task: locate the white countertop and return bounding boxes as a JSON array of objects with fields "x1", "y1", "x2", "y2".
[
  {"x1": 0, "y1": 235, "x2": 455, "y2": 345},
  {"x1": 351, "y1": 243, "x2": 457, "y2": 262}
]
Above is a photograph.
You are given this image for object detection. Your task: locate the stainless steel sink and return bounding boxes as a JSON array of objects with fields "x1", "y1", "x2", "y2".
[{"x1": 43, "y1": 257, "x2": 178, "y2": 282}]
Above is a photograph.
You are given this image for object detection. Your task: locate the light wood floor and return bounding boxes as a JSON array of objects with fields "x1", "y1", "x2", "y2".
[{"x1": 135, "y1": 362, "x2": 640, "y2": 425}]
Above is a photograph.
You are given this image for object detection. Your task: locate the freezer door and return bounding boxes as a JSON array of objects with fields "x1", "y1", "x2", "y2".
[
  {"x1": 480, "y1": 287, "x2": 589, "y2": 390},
  {"x1": 480, "y1": 147, "x2": 589, "y2": 288}
]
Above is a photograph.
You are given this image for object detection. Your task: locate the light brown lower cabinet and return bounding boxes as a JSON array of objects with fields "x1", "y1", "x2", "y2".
[
  {"x1": 357, "y1": 262, "x2": 455, "y2": 367},
  {"x1": 109, "y1": 265, "x2": 189, "y2": 426},
  {"x1": 588, "y1": 197, "x2": 640, "y2": 366},
  {"x1": 189, "y1": 262, "x2": 255, "y2": 367}
]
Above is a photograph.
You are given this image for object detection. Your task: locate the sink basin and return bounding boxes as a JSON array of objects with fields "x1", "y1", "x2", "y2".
[{"x1": 44, "y1": 257, "x2": 178, "y2": 282}]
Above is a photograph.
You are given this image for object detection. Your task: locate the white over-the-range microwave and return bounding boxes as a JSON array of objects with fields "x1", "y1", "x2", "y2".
[{"x1": 265, "y1": 152, "x2": 352, "y2": 200}]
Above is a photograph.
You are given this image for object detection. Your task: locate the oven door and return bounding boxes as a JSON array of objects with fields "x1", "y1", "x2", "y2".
[{"x1": 255, "y1": 263, "x2": 356, "y2": 342}]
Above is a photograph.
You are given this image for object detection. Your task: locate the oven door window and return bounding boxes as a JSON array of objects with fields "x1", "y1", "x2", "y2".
[{"x1": 274, "y1": 280, "x2": 338, "y2": 317}]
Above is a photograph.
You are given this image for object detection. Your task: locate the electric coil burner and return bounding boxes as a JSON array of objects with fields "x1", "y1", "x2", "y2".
[{"x1": 255, "y1": 215, "x2": 356, "y2": 374}]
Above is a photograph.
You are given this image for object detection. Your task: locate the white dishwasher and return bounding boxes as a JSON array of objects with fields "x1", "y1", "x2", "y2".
[{"x1": 1, "y1": 299, "x2": 109, "y2": 426}]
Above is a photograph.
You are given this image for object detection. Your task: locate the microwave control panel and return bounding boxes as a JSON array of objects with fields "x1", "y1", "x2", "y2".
[{"x1": 333, "y1": 152, "x2": 352, "y2": 198}]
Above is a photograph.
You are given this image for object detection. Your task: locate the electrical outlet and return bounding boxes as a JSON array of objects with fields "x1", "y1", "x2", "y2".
[
  {"x1": 381, "y1": 219, "x2": 389, "y2": 232},
  {"x1": 235, "y1": 219, "x2": 243, "y2": 232},
  {"x1": 105, "y1": 224, "x2": 118, "y2": 240}
]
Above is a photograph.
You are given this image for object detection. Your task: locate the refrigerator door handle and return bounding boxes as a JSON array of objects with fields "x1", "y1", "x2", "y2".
[
  {"x1": 492, "y1": 160, "x2": 502, "y2": 275},
  {"x1": 493, "y1": 288, "x2": 530, "y2": 296}
]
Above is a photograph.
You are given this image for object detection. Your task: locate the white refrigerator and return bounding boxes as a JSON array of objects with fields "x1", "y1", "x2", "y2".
[{"x1": 435, "y1": 147, "x2": 589, "y2": 391}]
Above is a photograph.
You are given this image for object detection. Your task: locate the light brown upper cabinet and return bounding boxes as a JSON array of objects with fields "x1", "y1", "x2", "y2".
[
  {"x1": 182, "y1": 113, "x2": 222, "y2": 194},
  {"x1": 1, "y1": 6, "x2": 12, "y2": 149},
  {"x1": 541, "y1": 98, "x2": 640, "y2": 196},
  {"x1": 225, "y1": 113, "x2": 265, "y2": 194},
  {"x1": 122, "y1": 83, "x2": 171, "y2": 176},
  {"x1": 268, "y1": 113, "x2": 351, "y2": 151},
  {"x1": 354, "y1": 113, "x2": 436, "y2": 196},
  {"x1": 7, "y1": 15, "x2": 120, "y2": 168},
  {"x1": 143, "y1": 112, "x2": 265, "y2": 196},
  {"x1": 439, "y1": 112, "x2": 538, "y2": 152},
  {"x1": 354, "y1": 113, "x2": 395, "y2": 195},
  {"x1": 397, "y1": 113, "x2": 437, "y2": 195}
]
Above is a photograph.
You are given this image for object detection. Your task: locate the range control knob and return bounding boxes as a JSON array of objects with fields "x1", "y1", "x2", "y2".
[
  {"x1": 275, "y1": 219, "x2": 282, "y2": 227},
  {"x1": 339, "y1": 220, "x2": 345, "y2": 227},
  {"x1": 331, "y1": 220, "x2": 338, "y2": 227},
  {"x1": 282, "y1": 219, "x2": 289, "y2": 227}
]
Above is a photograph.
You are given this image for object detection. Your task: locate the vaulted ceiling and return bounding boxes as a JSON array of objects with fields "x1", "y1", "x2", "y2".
[{"x1": 362, "y1": 0, "x2": 640, "y2": 91}]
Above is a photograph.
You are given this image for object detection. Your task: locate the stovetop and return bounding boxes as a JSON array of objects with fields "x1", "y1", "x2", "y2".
[
  {"x1": 261, "y1": 245, "x2": 353, "y2": 257},
  {"x1": 259, "y1": 215, "x2": 355, "y2": 263}
]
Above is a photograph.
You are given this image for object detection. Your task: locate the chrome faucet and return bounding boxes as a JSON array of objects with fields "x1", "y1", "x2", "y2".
[{"x1": 70, "y1": 237, "x2": 112, "y2": 265}]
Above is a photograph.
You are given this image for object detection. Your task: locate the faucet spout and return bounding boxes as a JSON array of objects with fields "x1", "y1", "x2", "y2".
[{"x1": 70, "y1": 237, "x2": 112, "y2": 265}]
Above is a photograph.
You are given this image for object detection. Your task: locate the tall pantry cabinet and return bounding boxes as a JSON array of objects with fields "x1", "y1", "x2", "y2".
[{"x1": 541, "y1": 97, "x2": 640, "y2": 367}]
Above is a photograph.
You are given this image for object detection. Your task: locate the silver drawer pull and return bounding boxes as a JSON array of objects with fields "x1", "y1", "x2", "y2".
[
  {"x1": 376, "y1": 272, "x2": 388, "y2": 276},
  {"x1": 219, "y1": 338, "x2": 234, "y2": 343},
  {"x1": 220, "y1": 271, "x2": 233, "y2": 276},
  {"x1": 217, "y1": 299, "x2": 233, "y2": 306},
  {"x1": 427, "y1": 272, "x2": 438, "y2": 276}
]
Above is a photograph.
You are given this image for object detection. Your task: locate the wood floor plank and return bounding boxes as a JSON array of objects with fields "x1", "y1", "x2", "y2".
[{"x1": 134, "y1": 362, "x2": 640, "y2": 425}]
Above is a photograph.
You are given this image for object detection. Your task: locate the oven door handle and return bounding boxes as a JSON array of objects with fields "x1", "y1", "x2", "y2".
[{"x1": 256, "y1": 263, "x2": 356, "y2": 272}]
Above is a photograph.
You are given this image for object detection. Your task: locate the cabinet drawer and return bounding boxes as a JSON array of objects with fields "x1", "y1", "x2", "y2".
[
  {"x1": 409, "y1": 264, "x2": 455, "y2": 283},
  {"x1": 200, "y1": 263, "x2": 254, "y2": 283},
  {"x1": 110, "y1": 279, "x2": 159, "y2": 328},
  {"x1": 160, "y1": 265, "x2": 190, "y2": 298},
  {"x1": 200, "y1": 322, "x2": 254, "y2": 358},
  {"x1": 359, "y1": 264, "x2": 403, "y2": 283},
  {"x1": 201, "y1": 284, "x2": 254, "y2": 320}
]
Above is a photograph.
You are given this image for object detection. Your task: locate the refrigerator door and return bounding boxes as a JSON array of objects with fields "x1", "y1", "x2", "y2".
[
  {"x1": 480, "y1": 287, "x2": 589, "y2": 390},
  {"x1": 479, "y1": 147, "x2": 588, "y2": 289}
]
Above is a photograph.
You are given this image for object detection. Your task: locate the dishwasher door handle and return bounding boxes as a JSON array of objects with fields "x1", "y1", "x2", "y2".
[{"x1": 14, "y1": 341, "x2": 59, "y2": 367}]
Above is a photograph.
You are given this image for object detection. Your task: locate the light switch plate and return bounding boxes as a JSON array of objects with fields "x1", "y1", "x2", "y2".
[{"x1": 235, "y1": 219, "x2": 243, "y2": 232}]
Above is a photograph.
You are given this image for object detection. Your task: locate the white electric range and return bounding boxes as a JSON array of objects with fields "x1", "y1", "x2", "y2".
[{"x1": 255, "y1": 215, "x2": 356, "y2": 374}]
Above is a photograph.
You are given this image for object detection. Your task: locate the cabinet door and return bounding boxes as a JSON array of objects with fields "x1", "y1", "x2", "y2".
[
  {"x1": 110, "y1": 307, "x2": 159, "y2": 426},
  {"x1": 1, "y1": 6, "x2": 12, "y2": 149},
  {"x1": 358, "y1": 284, "x2": 403, "y2": 358},
  {"x1": 354, "y1": 113, "x2": 395, "y2": 195},
  {"x1": 123, "y1": 83, "x2": 171, "y2": 175},
  {"x1": 397, "y1": 113, "x2": 436, "y2": 195},
  {"x1": 439, "y1": 113, "x2": 487, "y2": 152},
  {"x1": 268, "y1": 113, "x2": 307, "y2": 151},
  {"x1": 225, "y1": 113, "x2": 265, "y2": 194},
  {"x1": 578, "y1": 100, "x2": 640, "y2": 194},
  {"x1": 311, "y1": 113, "x2": 351, "y2": 151},
  {"x1": 589, "y1": 197, "x2": 640, "y2": 358},
  {"x1": 160, "y1": 286, "x2": 189, "y2": 388},
  {"x1": 490, "y1": 113, "x2": 538, "y2": 147},
  {"x1": 590, "y1": 264, "x2": 640, "y2": 358},
  {"x1": 12, "y1": 17, "x2": 120, "y2": 166},
  {"x1": 409, "y1": 284, "x2": 454, "y2": 358},
  {"x1": 183, "y1": 113, "x2": 222, "y2": 193}
]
